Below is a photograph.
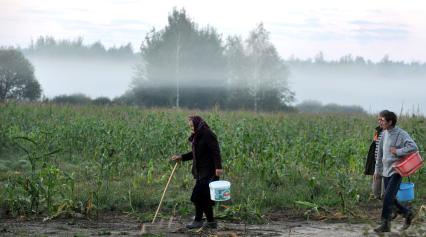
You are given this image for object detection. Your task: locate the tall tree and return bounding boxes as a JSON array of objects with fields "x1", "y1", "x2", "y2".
[
  {"x1": 0, "y1": 48, "x2": 41, "y2": 101},
  {"x1": 135, "y1": 8, "x2": 226, "y2": 108},
  {"x1": 224, "y1": 36, "x2": 252, "y2": 109},
  {"x1": 225, "y1": 36, "x2": 248, "y2": 86},
  {"x1": 245, "y1": 23, "x2": 294, "y2": 111}
]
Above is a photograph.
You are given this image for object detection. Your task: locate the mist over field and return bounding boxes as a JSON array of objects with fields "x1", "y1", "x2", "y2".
[
  {"x1": 26, "y1": 56, "x2": 138, "y2": 99},
  {"x1": 288, "y1": 62, "x2": 426, "y2": 114},
  {"x1": 25, "y1": 54, "x2": 426, "y2": 115}
]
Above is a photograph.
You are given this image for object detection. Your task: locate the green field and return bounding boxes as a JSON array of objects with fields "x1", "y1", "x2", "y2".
[{"x1": 1, "y1": 103, "x2": 425, "y2": 222}]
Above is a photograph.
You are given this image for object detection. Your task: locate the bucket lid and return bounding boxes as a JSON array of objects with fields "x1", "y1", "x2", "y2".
[{"x1": 209, "y1": 180, "x2": 231, "y2": 188}]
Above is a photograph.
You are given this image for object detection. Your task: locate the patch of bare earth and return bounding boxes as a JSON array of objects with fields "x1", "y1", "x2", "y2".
[{"x1": 1, "y1": 214, "x2": 425, "y2": 237}]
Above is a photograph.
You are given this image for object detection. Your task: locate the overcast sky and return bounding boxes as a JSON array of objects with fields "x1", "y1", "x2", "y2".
[{"x1": 1, "y1": 0, "x2": 426, "y2": 62}]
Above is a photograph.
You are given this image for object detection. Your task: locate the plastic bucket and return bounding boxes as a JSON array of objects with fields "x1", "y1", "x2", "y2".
[
  {"x1": 209, "y1": 180, "x2": 231, "y2": 201},
  {"x1": 397, "y1": 182, "x2": 414, "y2": 202}
]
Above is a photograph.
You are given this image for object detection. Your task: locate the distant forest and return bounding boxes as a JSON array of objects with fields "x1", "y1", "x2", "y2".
[
  {"x1": 286, "y1": 52, "x2": 426, "y2": 79},
  {"x1": 20, "y1": 36, "x2": 426, "y2": 85},
  {"x1": 22, "y1": 36, "x2": 137, "y2": 60},
  {"x1": 21, "y1": 36, "x2": 426, "y2": 69}
]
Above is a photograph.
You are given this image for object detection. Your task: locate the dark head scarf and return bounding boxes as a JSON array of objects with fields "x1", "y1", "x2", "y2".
[{"x1": 188, "y1": 115, "x2": 210, "y2": 144}]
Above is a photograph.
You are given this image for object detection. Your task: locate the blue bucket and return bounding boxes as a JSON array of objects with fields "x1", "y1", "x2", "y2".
[{"x1": 397, "y1": 182, "x2": 414, "y2": 202}]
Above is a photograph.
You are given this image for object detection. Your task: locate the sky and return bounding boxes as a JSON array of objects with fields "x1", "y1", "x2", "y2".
[{"x1": 1, "y1": 0, "x2": 426, "y2": 62}]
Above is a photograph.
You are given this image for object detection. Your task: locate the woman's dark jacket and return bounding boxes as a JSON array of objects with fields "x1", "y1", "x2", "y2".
[
  {"x1": 365, "y1": 140, "x2": 377, "y2": 175},
  {"x1": 364, "y1": 126, "x2": 382, "y2": 175},
  {"x1": 181, "y1": 128, "x2": 222, "y2": 180}
]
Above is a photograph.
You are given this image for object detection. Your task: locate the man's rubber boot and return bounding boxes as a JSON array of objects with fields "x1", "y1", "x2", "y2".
[
  {"x1": 401, "y1": 211, "x2": 414, "y2": 231},
  {"x1": 374, "y1": 219, "x2": 391, "y2": 233}
]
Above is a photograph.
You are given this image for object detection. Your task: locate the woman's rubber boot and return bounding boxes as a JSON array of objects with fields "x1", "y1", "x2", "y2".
[
  {"x1": 374, "y1": 219, "x2": 391, "y2": 233},
  {"x1": 401, "y1": 211, "x2": 414, "y2": 231},
  {"x1": 203, "y1": 221, "x2": 218, "y2": 229},
  {"x1": 186, "y1": 220, "x2": 204, "y2": 229}
]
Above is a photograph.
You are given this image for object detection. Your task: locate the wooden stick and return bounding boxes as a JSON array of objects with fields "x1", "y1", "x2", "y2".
[{"x1": 152, "y1": 162, "x2": 179, "y2": 224}]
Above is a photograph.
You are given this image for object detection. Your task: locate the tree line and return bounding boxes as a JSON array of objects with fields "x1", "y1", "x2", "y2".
[
  {"x1": 287, "y1": 52, "x2": 426, "y2": 80},
  {"x1": 20, "y1": 38, "x2": 426, "y2": 69},
  {"x1": 22, "y1": 36, "x2": 137, "y2": 60},
  {"x1": 37, "y1": 93, "x2": 365, "y2": 114}
]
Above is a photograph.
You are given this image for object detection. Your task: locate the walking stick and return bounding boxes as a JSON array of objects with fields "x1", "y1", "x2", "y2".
[{"x1": 152, "y1": 162, "x2": 179, "y2": 223}]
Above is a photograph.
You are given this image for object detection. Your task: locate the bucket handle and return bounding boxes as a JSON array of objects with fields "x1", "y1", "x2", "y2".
[{"x1": 403, "y1": 176, "x2": 411, "y2": 183}]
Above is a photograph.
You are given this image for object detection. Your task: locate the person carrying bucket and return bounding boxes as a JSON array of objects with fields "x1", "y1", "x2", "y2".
[
  {"x1": 171, "y1": 115, "x2": 223, "y2": 229},
  {"x1": 374, "y1": 110, "x2": 418, "y2": 233}
]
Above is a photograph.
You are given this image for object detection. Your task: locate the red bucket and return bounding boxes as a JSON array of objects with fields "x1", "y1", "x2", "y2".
[{"x1": 393, "y1": 152, "x2": 424, "y2": 177}]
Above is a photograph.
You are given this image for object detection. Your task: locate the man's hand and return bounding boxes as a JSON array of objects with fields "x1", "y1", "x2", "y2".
[{"x1": 390, "y1": 147, "x2": 397, "y2": 155}]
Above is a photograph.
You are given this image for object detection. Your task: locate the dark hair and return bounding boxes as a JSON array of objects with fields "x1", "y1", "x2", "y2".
[{"x1": 379, "y1": 110, "x2": 397, "y2": 126}]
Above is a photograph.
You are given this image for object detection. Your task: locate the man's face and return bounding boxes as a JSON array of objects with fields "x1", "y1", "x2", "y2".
[{"x1": 378, "y1": 116, "x2": 391, "y2": 130}]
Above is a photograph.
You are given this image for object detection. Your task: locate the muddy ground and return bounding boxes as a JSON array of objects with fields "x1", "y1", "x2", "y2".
[
  {"x1": 1, "y1": 213, "x2": 425, "y2": 237},
  {"x1": 1, "y1": 201, "x2": 424, "y2": 237}
]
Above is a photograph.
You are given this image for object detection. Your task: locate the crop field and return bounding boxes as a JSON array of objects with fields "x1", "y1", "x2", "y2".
[{"x1": 1, "y1": 102, "x2": 425, "y2": 223}]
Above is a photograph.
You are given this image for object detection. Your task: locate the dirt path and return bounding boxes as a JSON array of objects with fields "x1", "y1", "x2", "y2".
[{"x1": 1, "y1": 215, "x2": 425, "y2": 237}]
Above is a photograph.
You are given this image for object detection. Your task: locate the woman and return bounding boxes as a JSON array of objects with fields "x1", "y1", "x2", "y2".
[
  {"x1": 374, "y1": 110, "x2": 417, "y2": 232},
  {"x1": 364, "y1": 124, "x2": 383, "y2": 199},
  {"x1": 171, "y1": 115, "x2": 223, "y2": 229}
]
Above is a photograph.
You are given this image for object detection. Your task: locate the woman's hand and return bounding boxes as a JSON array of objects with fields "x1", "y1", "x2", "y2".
[
  {"x1": 215, "y1": 169, "x2": 223, "y2": 177},
  {"x1": 171, "y1": 155, "x2": 182, "y2": 162},
  {"x1": 373, "y1": 173, "x2": 381, "y2": 181}
]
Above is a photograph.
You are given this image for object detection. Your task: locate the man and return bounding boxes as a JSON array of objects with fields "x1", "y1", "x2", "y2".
[{"x1": 374, "y1": 110, "x2": 417, "y2": 232}]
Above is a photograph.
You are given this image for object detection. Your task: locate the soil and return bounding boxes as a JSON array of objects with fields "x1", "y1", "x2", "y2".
[
  {"x1": 1, "y1": 213, "x2": 425, "y2": 237},
  {"x1": 1, "y1": 201, "x2": 424, "y2": 236}
]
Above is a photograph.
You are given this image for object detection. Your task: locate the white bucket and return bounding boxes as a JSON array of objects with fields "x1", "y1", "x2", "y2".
[{"x1": 209, "y1": 180, "x2": 231, "y2": 201}]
